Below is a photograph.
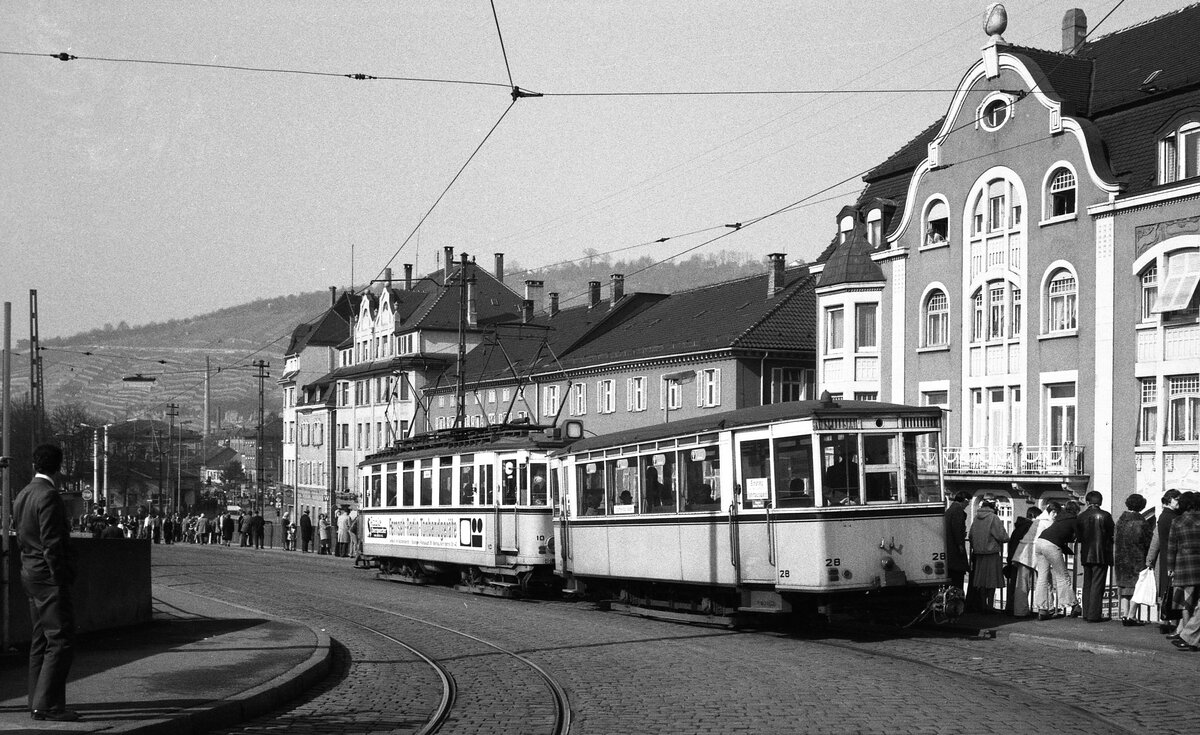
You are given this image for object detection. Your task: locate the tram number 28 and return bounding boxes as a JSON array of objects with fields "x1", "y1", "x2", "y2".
[{"x1": 824, "y1": 558, "x2": 841, "y2": 567}]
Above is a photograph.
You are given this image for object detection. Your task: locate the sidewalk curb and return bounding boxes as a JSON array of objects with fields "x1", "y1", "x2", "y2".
[
  {"x1": 109, "y1": 627, "x2": 332, "y2": 735},
  {"x1": 1003, "y1": 630, "x2": 1159, "y2": 657}
]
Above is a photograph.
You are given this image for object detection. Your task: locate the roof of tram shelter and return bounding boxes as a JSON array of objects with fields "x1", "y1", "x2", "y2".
[
  {"x1": 813, "y1": 3, "x2": 1200, "y2": 267},
  {"x1": 422, "y1": 291, "x2": 669, "y2": 392},
  {"x1": 559, "y1": 398, "x2": 942, "y2": 455}
]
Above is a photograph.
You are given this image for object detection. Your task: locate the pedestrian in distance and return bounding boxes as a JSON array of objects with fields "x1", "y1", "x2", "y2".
[
  {"x1": 336, "y1": 508, "x2": 351, "y2": 557},
  {"x1": 238, "y1": 512, "x2": 250, "y2": 547},
  {"x1": 1166, "y1": 492, "x2": 1200, "y2": 652},
  {"x1": 100, "y1": 516, "x2": 125, "y2": 539},
  {"x1": 968, "y1": 498, "x2": 1009, "y2": 612},
  {"x1": 300, "y1": 509, "x2": 313, "y2": 552},
  {"x1": 1114, "y1": 493, "x2": 1154, "y2": 626},
  {"x1": 1076, "y1": 490, "x2": 1116, "y2": 623},
  {"x1": 943, "y1": 491, "x2": 971, "y2": 595},
  {"x1": 250, "y1": 509, "x2": 265, "y2": 549},
  {"x1": 12, "y1": 443, "x2": 82, "y2": 722},
  {"x1": 1147, "y1": 488, "x2": 1183, "y2": 634},
  {"x1": 318, "y1": 513, "x2": 332, "y2": 555},
  {"x1": 220, "y1": 512, "x2": 235, "y2": 546}
]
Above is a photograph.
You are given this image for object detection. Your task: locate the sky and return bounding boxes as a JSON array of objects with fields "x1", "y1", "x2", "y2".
[{"x1": 1, "y1": 0, "x2": 1188, "y2": 340}]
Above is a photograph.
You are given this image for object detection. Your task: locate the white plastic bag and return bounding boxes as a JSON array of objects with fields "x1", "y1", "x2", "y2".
[{"x1": 1131, "y1": 567, "x2": 1157, "y2": 607}]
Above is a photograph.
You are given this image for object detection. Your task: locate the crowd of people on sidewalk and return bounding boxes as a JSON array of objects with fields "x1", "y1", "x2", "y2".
[
  {"x1": 75, "y1": 507, "x2": 364, "y2": 561},
  {"x1": 944, "y1": 488, "x2": 1200, "y2": 653}
]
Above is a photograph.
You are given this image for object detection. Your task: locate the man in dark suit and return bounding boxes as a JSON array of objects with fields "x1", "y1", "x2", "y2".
[
  {"x1": 250, "y1": 509, "x2": 265, "y2": 549},
  {"x1": 943, "y1": 491, "x2": 971, "y2": 594},
  {"x1": 300, "y1": 510, "x2": 313, "y2": 552},
  {"x1": 1077, "y1": 490, "x2": 1116, "y2": 622},
  {"x1": 13, "y1": 443, "x2": 81, "y2": 722}
]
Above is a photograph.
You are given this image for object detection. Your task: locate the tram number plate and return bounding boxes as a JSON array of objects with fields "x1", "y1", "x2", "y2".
[
  {"x1": 825, "y1": 558, "x2": 841, "y2": 567},
  {"x1": 779, "y1": 569, "x2": 791, "y2": 578},
  {"x1": 931, "y1": 552, "x2": 946, "y2": 560}
]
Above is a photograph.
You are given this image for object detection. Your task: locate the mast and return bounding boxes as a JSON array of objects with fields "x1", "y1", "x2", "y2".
[{"x1": 455, "y1": 253, "x2": 469, "y2": 428}]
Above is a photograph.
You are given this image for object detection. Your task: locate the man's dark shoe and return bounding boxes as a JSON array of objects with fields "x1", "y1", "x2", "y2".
[{"x1": 32, "y1": 709, "x2": 81, "y2": 721}]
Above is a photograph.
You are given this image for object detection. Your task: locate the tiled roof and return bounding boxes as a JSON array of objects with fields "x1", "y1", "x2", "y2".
[
  {"x1": 558, "y1": 266, "x2": 816, "y2": 367},
  {"x1": 285, "y1": 292, "x2": 359, "y2": 356},
  {"x1": 817, "y1": 225, "x2": 885, "y2": 287},
  {"x1": 399, "y1": 260, "x2": 523, "y2": 332}
]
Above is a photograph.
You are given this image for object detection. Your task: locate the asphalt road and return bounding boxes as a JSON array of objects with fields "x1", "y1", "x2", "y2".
[{"x1": 152, "y1": 544, "x2": 1195, "y2": 735}]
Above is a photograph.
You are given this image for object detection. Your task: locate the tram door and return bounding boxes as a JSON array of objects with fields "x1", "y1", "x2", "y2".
[
  {"x1": 733, "y1": 432, "x2": 776, "y2": 584},
  {"x1": 497, "y1": 458, "x2": 519, "y2": 553}
]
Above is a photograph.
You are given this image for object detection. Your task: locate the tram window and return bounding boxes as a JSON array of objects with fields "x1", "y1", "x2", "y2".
[
  {"x1": 773, "y1": 436, "x2": 815, "y2": 508},
  {"x1": 550, "y1": 466, "x2": 562, "y2": 511},
  {"x1": 459, "y1": 457, "x2": 476, "y2": 505},
  {"x1": 643, "y1": 453, "x2": 676, "y2": 513},
  {"x1": 820, "y1": 434, "x2": 861, "y2": 505},
  {"x1": 682, "y1": 446, "x2": 720, "y2": 511},
  {"x1": 419, "y1": 459, "x2": 433, "y2": 506},
  {"x1": 371, "y1": 470, "x2": 382, "y2": 507},
  {"x1": 609, "y1": 457, "x2": 639, "y2": 515},
  {"x1": 518, "y1": 462, "x2": 529, "y2": 504},
  {"x1": 402, "y1": 461, "x2": 415, "y2": 506},
  {"x1": 578, "y1": 463, "x2": 605, "y2": 516},
  {"x1": 863, "y1": 434, "x2": 899, "y2": 503},
  {"x1": 530, "y1": 463, "x2": 548, "y2": 506},
  {"x1": 438, "y1": 461, "x2": 453, "y2": 506},
  {"x1": 904, "y1": 434, "x2": 942, "y2": 503},
  {"x1": 501, "y1": 460, "x2": 518, "y2": 505},
  {"x1": 480, "y1": 464, "x2": 494, "y2": 505},
  {"x1": 386, "y1": 466, "x2": 398, "y2": 507},
  {"x1": 738, "y1": 439, "x2": 771, "y2": 510}
]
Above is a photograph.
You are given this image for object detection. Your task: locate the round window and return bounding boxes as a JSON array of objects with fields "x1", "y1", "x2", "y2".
[{"x1": 981, "y1": 98, "x2": 1009, "y2": 130}]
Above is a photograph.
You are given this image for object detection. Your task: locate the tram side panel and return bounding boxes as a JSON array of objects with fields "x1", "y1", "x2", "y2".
[
  {"x1": 362, "y1": 509, "x2": 554, "y2": 569},
  {"x1": 562, "y1": 516, "x2": 739, "y2": 588},
  {"x1": 772, "y1": 509, "x2": 948, "y2": 594}
]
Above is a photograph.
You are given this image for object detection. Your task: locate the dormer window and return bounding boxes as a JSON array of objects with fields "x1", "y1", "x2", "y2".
[
  {"x1": 1159, "y1": 122, "x2": 1200, "y2": 184},
  {"x1": 866, "y1": 210, "x2": 883, "y2": 247},
  {"x1": 838, "y1": 215, "x2": 854, "y2": 244}
]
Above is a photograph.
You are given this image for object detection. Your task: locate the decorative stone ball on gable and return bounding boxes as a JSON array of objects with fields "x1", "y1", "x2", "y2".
[{"x1": 985, "y1": 3, "x2": 1008, "y2": 42}]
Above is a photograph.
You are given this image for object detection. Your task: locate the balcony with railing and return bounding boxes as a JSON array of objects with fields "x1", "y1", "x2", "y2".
[{"x1": 922, "y1": 443, "x2": 1085, "y2": 478}]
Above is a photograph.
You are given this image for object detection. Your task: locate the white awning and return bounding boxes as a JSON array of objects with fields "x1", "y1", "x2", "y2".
[{"x1": 1152, "y1": 250, "x2": 1200, "y2": 313}]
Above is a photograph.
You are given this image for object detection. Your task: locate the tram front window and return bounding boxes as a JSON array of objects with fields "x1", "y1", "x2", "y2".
[
  {"x1": 739, "y1": 439, "x2": 771, "y2": 510},
  {"x1": 773, "y1": 436, "x2": 815, "y2": 508},
  {"x1": 438, "y1": 461, "x2": 453, "y2": 505},
  {"x1": 904, "y1": 434, "x2": 942, "y2": 502},
  {"x1": 459, "y1": 458, "x2": 476, "y2": 505},
  {"x1": 419, "y1": 459, "x2": 433, "y2": 506},
  {"x1": 402, "y1": 462, "x2": 415, "y2": 506},
  {"x1": 385, "y1": 464, "x2": 398, "y2": 507},
  {"x1": 863, "y1": 434, "x2": 899, "y2": 503},
  {"x1": 820, "y1": 434, "x2": 860, "y2": 505},
  {"x1": 530, "y1": 463, "x2": 548, "y2": 506},
  {"x1": 501, "y1": 460, "x2": 518, "y2": 505}
]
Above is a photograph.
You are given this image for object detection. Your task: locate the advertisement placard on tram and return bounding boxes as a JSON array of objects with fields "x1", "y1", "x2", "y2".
[{"x1": 365, "y1": 513, "x2": 488, "y2": 550}]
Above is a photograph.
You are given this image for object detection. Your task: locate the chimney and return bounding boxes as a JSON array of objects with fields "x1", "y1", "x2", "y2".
[
  {"x1": 494, "y1": 253, "x2": 505, "y2": 283},
  {"x1": 521, "y1": 299, "x2": 534, "y2": 324},
  {"x1": 382, "y1": 267, "x2": 392, "y2": 290},
  {"x1": 404, "y1": 263, "x2": 413, "y2": 290},
  {"x1": 1062, "y1": 8, "x2": 1087, "y2": 54},
  {"x1": 767, "y1": 253, "x2": 787, "y2": 298},
  {"x1": 467, "y1": 276, "x2": 478, "y2": 327},
  {"x1": 524, "y1": 279, "x2": 545, "y2": 313},
  {"x1": 610, "y1": 273, "x2": 625, "y2": 307},
  {"x1": 548, "y1": 292, "x2": 560, "y2": 317},
  {"x1": 588, "y1": 280, "x2": 602, "y2": 309},
  {"x1": 443, "y1": 246, "x2": 454, "y2": 278},
  {"x1": 329, "y1": 286, "x2": 337, "y2": 306}
]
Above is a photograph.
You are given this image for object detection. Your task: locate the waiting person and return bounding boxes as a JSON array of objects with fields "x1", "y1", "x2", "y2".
[
  {"x1": 250, "y1": 509, "x2": 265, "y2": 549},
  {"x1": 220, "y1": 512, "x2": 235, "y2": 546},
  {"x1": 13, "y1": 444, "x2": 81, "y2": 722},
  {"x1": 1007, "y1": 507, "x2": 1042, "y2": 617},
  {"x1": 968, "y1": 499, "x2": 1009, "y2": 612},
  {"x1": 300, "y1": 510, "x2": 313, "y2": 552},
  {"x1": 1115, "y1": 493, "x2": 1154, "y2": 625},
  {"x1": 1076, "y1": 490, "x2": 1115, "y2": 623},
  {"x1": 336, "y1": 508, "x2": 351, "y2": 557},
  {"x1": 1147, "y1": 489, "x2": 1183, "y2": 634},
  {"x1": 1166, "y1": 492, "x2": 1200, "y2": 651},
  {"x1": 318, "y1": 513, "x2": 332, "y2": 554},
  {"x1": 1034, "y1": 500, "x2": 1080, "y2": 620},
  {"x1": 100, "y1": 516, "x2": 125, "y2": 539},
  {"x1": 943, "y1": 491, "x2": 971, "y2": 595}
]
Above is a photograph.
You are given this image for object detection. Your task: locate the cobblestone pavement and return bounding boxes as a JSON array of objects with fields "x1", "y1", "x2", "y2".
[{"x1": 154, "y1": 545, "x2": 1195, "y2": 734}]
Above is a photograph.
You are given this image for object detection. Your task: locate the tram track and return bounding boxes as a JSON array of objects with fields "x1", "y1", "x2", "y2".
[{"x1": 161, "y1": 559, "x2": 571, "y2": 735}]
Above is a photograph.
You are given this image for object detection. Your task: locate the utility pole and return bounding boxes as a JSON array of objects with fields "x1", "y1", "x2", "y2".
[
  {"x1": 455, "y1": 253, "x2": 469, "y2": 429},
  {"x1": 253, "y1": 360, "x2": 269, "y2": 513},
  {"x1": 166, "y1": 403, "x2": 178, "y2": 514},
  {"x1": 28, "y1": 290, "x2": 44, "y2": 444},
  {"x1": 3, "y1": 301, "x2": 13, "y2": 650}
]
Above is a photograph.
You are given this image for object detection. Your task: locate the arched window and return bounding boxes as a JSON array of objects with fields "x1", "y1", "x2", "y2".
[
  {"x1": 923, "y1": 290, "x2": 948, "y2": 347},
  {"x1": 1046, "y1": 270, "x2": 1078, "y2": 333},
  {"x1": 924, "y1": 199, "x2": 949, "y2": 246},
  {"x1": 1160, "y1": 121, "x2": 1200, "y2": 184},
  {"x1": 1046, "y1": 167, "x2": 1076, "y2": 218}
]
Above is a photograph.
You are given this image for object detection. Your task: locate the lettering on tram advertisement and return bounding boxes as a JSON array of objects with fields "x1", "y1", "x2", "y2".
[{"x1": 365, "y1": 514, "x2": 487, "y2": 548}]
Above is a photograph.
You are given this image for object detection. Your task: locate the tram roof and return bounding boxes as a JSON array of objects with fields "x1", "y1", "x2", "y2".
[
  {"x1": 559, "y1": 399, "x2": 941, "y2": 454},
  {"x1": 360, "y1": 424, "x2": 569, "y2": 466}
]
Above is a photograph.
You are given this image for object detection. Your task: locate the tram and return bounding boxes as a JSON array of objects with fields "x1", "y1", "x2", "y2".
[
  {"x1": 553, "y1": 397, "x2": 948, "y2": 621},
  {"x1": 358, "y1": 422, "x2": 581, "y2": 595}
]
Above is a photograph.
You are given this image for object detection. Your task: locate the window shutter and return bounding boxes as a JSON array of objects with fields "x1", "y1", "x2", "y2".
[
  {"x1": 696, "y1": 374, "x2": 704, "y2": 407},
  {"x1": 660, "y1": 377, "x2": 666, "y2": 410},
  {"x1": 627, "y1": 378, "x2": 634, "y2": 411},
  {"x1": 713, "y1": 368, "x2": 722, "y2": 406}
]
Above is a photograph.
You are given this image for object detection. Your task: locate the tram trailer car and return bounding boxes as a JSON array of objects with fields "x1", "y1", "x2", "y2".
[
  {"x1": 553, "y1": 399, "x2": 949, "y2": 620},
  {"x1": 359, "y1": 424, "x2": 580, "y2": 595}
]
